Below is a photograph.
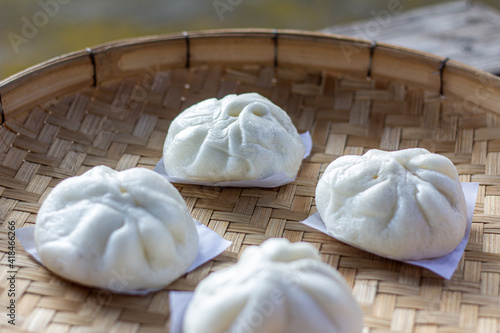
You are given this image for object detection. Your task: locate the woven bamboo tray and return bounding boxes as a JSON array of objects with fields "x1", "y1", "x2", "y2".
[{"x1": 1, "y1": 29, "x2": 500, "y2": 333}]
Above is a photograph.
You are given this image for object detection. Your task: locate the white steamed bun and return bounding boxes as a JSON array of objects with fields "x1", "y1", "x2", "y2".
[
  {"x1": 315, "y1": 148, "x2": 467, "y2": 260},
  {"x1": 183, "y1": 238, "x2": 363, "y2": 333},
  {"x1": 35, "y1": 165, "x2": 199, "y2": 291},
  {"x1": 163, "y1": 93, "x2": 305, "y2": 182}
]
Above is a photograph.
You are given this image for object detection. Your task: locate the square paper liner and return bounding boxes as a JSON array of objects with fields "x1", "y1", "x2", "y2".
[{"x1": 169, "y1": 291, "x2": 195, "y2": 333}]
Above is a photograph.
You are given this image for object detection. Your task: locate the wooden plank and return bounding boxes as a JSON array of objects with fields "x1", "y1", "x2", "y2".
[{"x1": 322, "y1": 1, "x2": 500, "y2": 74}]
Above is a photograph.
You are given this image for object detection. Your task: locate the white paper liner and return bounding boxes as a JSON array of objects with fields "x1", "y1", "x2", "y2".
[
  {"x1": 154, "y1": 131, "x2": 313, "y2": 188},
  {"x1": 169, "y1": 291, "x2": 195, "y2": 333},
  {"x1": 301, "y1": 182, "x2": 479, "y2": 279},
  {"x1": 15, "y1": 219, "x2": 232, "y2": 295}
]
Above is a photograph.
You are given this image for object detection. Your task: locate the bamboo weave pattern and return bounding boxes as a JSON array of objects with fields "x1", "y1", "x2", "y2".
[{"x1": 1, "y1": 61, "x2": 500, "y2": 332}]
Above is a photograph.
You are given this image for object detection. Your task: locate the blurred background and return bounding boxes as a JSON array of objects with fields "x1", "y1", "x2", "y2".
[{"x1": 1, "y1": 0, "x2": 500, "y2": 80}]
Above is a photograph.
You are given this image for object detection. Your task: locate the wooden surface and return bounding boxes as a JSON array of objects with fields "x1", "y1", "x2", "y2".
[
  {"x1": 1, "y1": 30, "x2": 500, "y2": 332},
  {"x1": 323, "y1": 0, "x2": 500, "y2": 74}
]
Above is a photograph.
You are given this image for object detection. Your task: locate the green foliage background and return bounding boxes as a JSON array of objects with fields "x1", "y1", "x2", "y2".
[{"x1": 1, "y1": 0, "x2": 499, "y2": 80}]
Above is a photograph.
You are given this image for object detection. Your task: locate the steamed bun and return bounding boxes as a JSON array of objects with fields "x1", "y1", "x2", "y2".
[
  {"x1": 35, "y1": 165, "x2": 198, "y2": 291},
  {"x1": 163, "y1": 93, "x2": 305, "y2": 182},
  {"x1": 184, "y1": 238, "x2": 363, "y2": 333},
  {"x1": 315, "y1": 148, "x2": 467, "y2": 260}
]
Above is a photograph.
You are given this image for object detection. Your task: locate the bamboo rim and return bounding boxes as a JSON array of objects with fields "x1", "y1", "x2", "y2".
[{"x1": 1, "y1": 29, "x2": 500, "y2": 122}]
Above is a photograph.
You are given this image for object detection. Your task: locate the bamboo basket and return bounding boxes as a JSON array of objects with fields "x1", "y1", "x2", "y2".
[{"x1": 1, "y1": 29, "x2": 500, "y2": 333}]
